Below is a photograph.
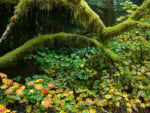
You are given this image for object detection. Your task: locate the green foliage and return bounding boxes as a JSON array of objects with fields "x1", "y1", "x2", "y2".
[{"x1": 26, "y1": 47, "x2": 101, "y2": 89}]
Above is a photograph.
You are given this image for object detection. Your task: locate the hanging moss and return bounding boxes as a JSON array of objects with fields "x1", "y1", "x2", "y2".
[
  {"x1": 12, "y1": 0, "x2": 106, "y2": 37},
  {"x1": 2, "y1": 0, "x2": 150, "y2": 45}
]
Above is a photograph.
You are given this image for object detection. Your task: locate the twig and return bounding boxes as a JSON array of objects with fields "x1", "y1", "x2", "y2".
[{"x1": 0, "y1": 22, "x2": 13, "y2": 43}]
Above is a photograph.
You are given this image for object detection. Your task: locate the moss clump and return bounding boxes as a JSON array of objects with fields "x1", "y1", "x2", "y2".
[
  {"x1": 10, "y1": 16, "x2": 17, "y2": 23},
  {"x1": 102, "y1": 47, "x2": 121, "y2": 63}
]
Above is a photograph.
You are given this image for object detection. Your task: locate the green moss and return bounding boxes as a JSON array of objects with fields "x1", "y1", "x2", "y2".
[
  {"x1": 13, "y1": 0, "x2": 105, "y2": 38},
  {"x1": 101, "y1": 19, "x2": 150, "y2": 45},
  {"x1": 68, "y1": 0, "x2": 81, "y2": 4},
  {"x1": 102, "y1": 47, "x2": 121, "y2": 63},
  {"x1": 86, "y1": 39, "x2": 121, "y2": 63},
  {"x1": 0, "y1": 0, "x2": 19, "y2": 4},
  {"x1": 0, "y1": 32, "x2": 99, "y2": 68},
  {"x1": 129, "y1": 0, "x2": 150, "y2": 20}
]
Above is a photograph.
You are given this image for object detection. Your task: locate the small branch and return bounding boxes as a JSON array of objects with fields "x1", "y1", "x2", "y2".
[{"x1": 0, "y1": 22, "x2": 13, "y2": 43}]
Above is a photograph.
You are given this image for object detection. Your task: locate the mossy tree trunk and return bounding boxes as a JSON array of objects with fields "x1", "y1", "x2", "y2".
[{"x1": 0, "y1": 0, "x2": 150, "y2": 68}]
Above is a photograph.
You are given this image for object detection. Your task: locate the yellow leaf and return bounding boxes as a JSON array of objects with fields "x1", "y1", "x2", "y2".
[
  {"x1": 16, "y1": 89, "x2": 24, "y2": 96},
  {"x1": 89, "y1": 109, "x2": 97, "y2": 113},
  {"x1": 0, "y1": 84, "x2": 8, "y2": 89},
  {"x1": 13, "y1": 82, "x2": 20, "y2": 88},
  {"x1": 96, "y1": 99, "x2": 107, "y2": 106},
  {"x1": 115, "y1": 92, "x2": 122, "y2": 96},
  {"x1": 29, "y1": 89, "x2": 34, "y2": 94},
  {"x1": 2, "y1": 78, "x2": 13, "y2": 85},
  {"x1": 60, "y1": 110, "x2": 66, "y2": 113},
  {"x1": 86, "y1": 98, "x2": 93, "y2": 105},
  {"x1": 104, "y1": 94, "x2": 112, "y2": 99},
  {"x1": 4, "y1": 87, "x2": 14, "y2": 95},
  {"x1": 82, "y1": 89, "x2": 89, "y2": 92},
  {"x1": 126, "y1": 102, "x2": 131, "y2": 107},
  {"x1": 134, "y1": 99, "x2": 141, "y2": 104},
  {"x1": 116, "y1": 96, "x2": 122, "y2": 101},
  {"x1": 132, "y1": 104, "x2": 138, "y2": 112},
  {"x1": 0, "y1": 73, "x2": 7, "y2": 78},
  {"x1": 35, "y1": 79, "x2": 44, "y2": 83},
  {"x1": 82, "y1": 110, "x2": 89, "y2": 113},
  {"x1": 126, "y1": 107, "x2": 132, "y2": 112},
  {"x1": 123, "y1": 92, "x2": 128, "y2": 98},
  {"x1": 41, "y1": 98, "x2": 52, "y2": 108},
  {"x1": 140, "y1": 103, "x2": 146, "y2": 109},
  {"x1": 115, "y1": 101, "x2": 120, "y2": 107},
  {"x1": 15, "y1": 86, "x2": 25, "y2": 96},
  {"x1": 34, "y1": 84, "x2": 43, "y2": 89},
  {"x1": 109, "y1": 89, "x2": 114, "y2": 94}
]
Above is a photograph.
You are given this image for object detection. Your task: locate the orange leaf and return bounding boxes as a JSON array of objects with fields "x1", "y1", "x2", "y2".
[
  {"x1": 41, "y1": 98, "x2": 52, "y2": 108},
  {"x1": 2, "y1": 78, "x2": 13, "y2": 85},
  {"x1": 16, "y1": 86, "x2": 25, "y2": 96},
  {"x1": 0, "y1": 104, "x2": 6, "y2": 112},
  {"x1": 4, "y1": 87, "x2": 14, "y2": 95},
  {"x1": 12, "y1": 82, "x2": 20, "y2": 88},
  {"x1": 0, "y1": 84, "x2": 8, "y2": 89},
  {"x1": 0, "y1": 73, "x2": 7, "y2": 78},
  {"x1": 41, "y1": 89, "x2": 49, "y2": 95}
]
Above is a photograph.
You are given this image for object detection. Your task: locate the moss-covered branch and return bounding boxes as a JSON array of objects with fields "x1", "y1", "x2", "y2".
[
  {"x1": 101, "y1": 19, "x2": 150, "y2": 42},
  {"x1": 62, "y1": 0, "x2": 105, "y2": 34},
  {"x1": 0, "y1": 32, "x2": 121, "y2": 68},
  {"x1": 0, "y1": 32, "x2": 99, "y2": 68},
  {"x1": 1, "y1": 0, "x2": 150, "y2": 45},
  {"x1": 89, "y1": 39, "x2": 121, "y2": 62},
  {"x1": 0, "y1": 0, "x2": 19, "y2": 4},
  {"x1": 129, "y1": 0, "x2": 150, "y2": 20},
  {"x1": 0, "y1": 0, "x2": 106, "y2": 43}
]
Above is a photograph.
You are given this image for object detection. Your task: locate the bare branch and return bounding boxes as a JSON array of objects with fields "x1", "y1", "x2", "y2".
[{"x1": 0, "y1": 22, "x2": 13, "y2": 43}]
